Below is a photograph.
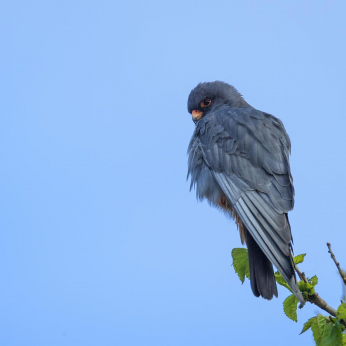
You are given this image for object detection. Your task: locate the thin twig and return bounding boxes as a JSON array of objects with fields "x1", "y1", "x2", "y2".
[
  {"x1": 309, "y1": 293, "x2": 337, "y2": 317},
  {"x1": 327, "y1": 243, "x2": 346, "y2": 286},
  {"x1": 295, "y1": 264, "x2": 337, "y2": 317},
  {"x1": 295, "y1": 265, "x2": 308, "y2": 283}
]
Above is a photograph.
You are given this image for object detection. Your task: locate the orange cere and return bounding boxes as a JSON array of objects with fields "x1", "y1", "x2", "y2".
[{"x1": 192, "y1": 110, "x2": 203, "y2": 122}]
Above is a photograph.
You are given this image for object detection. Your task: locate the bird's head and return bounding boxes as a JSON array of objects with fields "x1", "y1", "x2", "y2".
[{"x1": 187, "y1": 81, "x2": 249, "y2": 123}]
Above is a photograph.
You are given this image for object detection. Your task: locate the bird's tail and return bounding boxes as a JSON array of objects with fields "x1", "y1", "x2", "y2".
[
  {"x1": 246, "y1": 229, "x2": 278, "y2": 300},
  {"x1": 213, "y1": 174, "x2": 304, "y2": 304}
]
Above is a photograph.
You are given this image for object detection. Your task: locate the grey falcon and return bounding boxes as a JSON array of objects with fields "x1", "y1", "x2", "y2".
[{"x1": 187, "y1": 81, "x2": 304, "y2": 304}]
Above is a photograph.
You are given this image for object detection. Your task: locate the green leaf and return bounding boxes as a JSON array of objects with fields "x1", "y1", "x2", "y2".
[
  {"x1": 275, "y1": 271, "x2": 292, "y2": 292},
  {"x1": 293, "y1": 254, "x2": 306, "y2": 265},
  {"x1": 283, "y1": 294, "x2": 299, "y2": 322},
  {"x1": 320, "y1": 320, "x2": 342, "y2": 346},
  {"x1": 300, "y1": 317, "x2": 316, "y2": 334},
  {"x1": 337, "y1": 303, "x2": 346, "y2": 322},
  {"x1": 342, "y1": 334, "x2": 346, "y2": 345},
  {"x1": 309, "y1": 275, "x2": 318, "y2": 286},
  {"x1": 311, "y1": 314, "x2": 327, "y2": 345},
  {"x1": 329, "y1": 317, "x2": 337, "y2": 324},
  {"x1": 245, "y1": 262, "x2": 250, "y2": 280},
  {"x1": 299, "y1": 280, "x2": 315, "y2": 297},
  {"x1": 231, "y1": 248, "x2": 249, "y2": 283}
]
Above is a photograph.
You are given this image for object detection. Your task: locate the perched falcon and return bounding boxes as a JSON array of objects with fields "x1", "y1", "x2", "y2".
[{"x1": 187, "y1": 81, "x2": 304, "y2": 304}]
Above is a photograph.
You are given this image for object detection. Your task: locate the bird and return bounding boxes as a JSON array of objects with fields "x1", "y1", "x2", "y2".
[{"x1": 186, "y1": 81, "x2": 304, "y2": 304}]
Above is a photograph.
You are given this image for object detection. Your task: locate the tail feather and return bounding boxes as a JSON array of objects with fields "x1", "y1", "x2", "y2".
[
  {"x1": 214, "y1": 173, "x2": 304, "y2": 304},
  {"x1": 246, "y1": 229, "x2": 278, "y2": 300}
]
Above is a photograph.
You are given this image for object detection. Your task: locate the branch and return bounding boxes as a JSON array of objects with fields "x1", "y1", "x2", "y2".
[
  {"x1": 294, "y1": 265, "x2": 337, "y2": 317},
  {"x1": 327, "y1": 242, "x2": 346, "y2": 286}
]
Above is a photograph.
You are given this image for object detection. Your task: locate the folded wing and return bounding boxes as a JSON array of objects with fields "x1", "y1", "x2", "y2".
[{"x1": 194, "y1": 106, "x2": 304, "y2": 304}]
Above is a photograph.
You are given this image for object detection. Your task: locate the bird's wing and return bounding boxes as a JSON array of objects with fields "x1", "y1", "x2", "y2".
[
  {"x1": 196, "y1": 106, "x2": 303, "y2": 302},
  {"x1": 198, "y1": 106, "x2": 294, "y2": 212}
]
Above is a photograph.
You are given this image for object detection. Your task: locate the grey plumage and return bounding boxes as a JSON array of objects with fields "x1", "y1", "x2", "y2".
[{"x1": 187, "y1": 81, "x2": 304, "y2": 304}]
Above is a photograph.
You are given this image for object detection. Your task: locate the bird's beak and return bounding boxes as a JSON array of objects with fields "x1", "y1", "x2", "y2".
[{"x1": 192, "y1": 110, "x2": 203, "y2": 123}]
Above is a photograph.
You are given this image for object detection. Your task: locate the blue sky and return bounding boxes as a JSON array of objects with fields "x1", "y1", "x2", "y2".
[{"x1": 1, "y1": 1, "x2": 346, "y2": 345}]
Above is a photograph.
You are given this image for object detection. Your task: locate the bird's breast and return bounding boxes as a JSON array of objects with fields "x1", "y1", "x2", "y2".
[{"x1": 187, "y1": 135, "x2": 224, "y2": 207}]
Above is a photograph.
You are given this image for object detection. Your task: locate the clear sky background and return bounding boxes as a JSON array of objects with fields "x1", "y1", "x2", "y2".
[{"x1": 1, "y1": 1, "x2": 346, "y2": 345}]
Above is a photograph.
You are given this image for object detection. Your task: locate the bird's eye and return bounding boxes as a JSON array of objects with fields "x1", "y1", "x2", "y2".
[{"x1": 201, "y1": 98, "x2": 211, "y2": 107}]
